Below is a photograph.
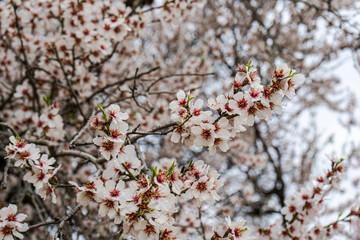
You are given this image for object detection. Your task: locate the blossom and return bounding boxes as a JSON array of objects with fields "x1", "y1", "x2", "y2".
[
  {"x1": 191, "y1": 122, "x2": 216, "y2": 147},
  {"x1": 171, "y1": 106, "x2": 189, "y2": 122},
  {"x1": 281, "y1": 74, "x2": 305, "y2": 99},
  {"x1": 106, "y1": 121, "x2": 128, "y2": 143},
  {"x1": 225, "y1": 217, "x2": 251, "y2": 240},
  {"x1": 248, "y1": 85, "x2": 263, "y2": 102},
  {"x1": 38, "y1": 185, "x2": 58, "y2": 204},
  {"x1": 208, "y1": 94, "x2": 227, "y2": 111},
  {"x1": 70, "y1": 181, "x2": 99, "y2": 207},
  {"x1": 184, "y1": 167, "x2": 223, "y2": 206},
  {"x1": 13, "y1": 81, "x2": 31, "y2": 98},
  {"x1": 23, "y1": 164, "x2": 61, "y2": 190},
  {"x1": 90, "y1": 115, "x2": 105, "y2": 130},
  {"x1": 209, "y1": 137, "x2": 230, "y2": 156},
  {"x1": 170, "y1": 125, "x2": 187, "y2": 143},
  {"x1": 0, "y1": 204, "x2": 29, "y2": 240},
  {"x1": 261, "y1": 87, "x2": 284, "y2": 111},
  {"x1": 116, "y1": 145, "x2": 142, "y2": 175},
  {"x1": 185, "y1": 175, "x2": 216, "y2": 203},
  {"x1": 244, "y1": 101, "x2": 258, "y2": 126},
  {"x1": 232, "y1": 116, "x2": 247, "y2": 133},
  {"x1": 233, "y1": 72, "x2": 248, "y2": 89},
  {"x1": 7, "y1": 136, "x2": 28, "y2": 153},
  {"x1": 228, "y1": 92, "x2": 251, "y2": 116},
  {"x1": 106, "y1": 104, "x2": 129, "y2": 123},
  {"x1": 103, "y1": 160, "x2": 123, "y2": 180},
  {"x1": 96, "y1": 179, "x2": 125, "y2": 221},
  {"x1": 209, "y1": 117, "x2": 231, "y2": 155},
  {"x1": 281, "y1": 199, "x2": 298, "y2": 221},
  {"x1": 189, "y1": 99, "x2": 210, "y2": 123},
  {"x1": 7, "y1": 142, "x2": 40, "y2": 167},
  {"x1": 35, "y1": 154, "x2": 56, "y2": 171},
  {"x1": 169, "y1": 90, "x2": 187, "y2": 111},
  {"x1": 93, "y1": 137, "x2": 122, "y2": 160},
  {"x1": 273, "y1": 63, "x2": 290, "y2": 79},
  {"x1": 246, "y1": 67, "x2": 261, "y2": 86}
]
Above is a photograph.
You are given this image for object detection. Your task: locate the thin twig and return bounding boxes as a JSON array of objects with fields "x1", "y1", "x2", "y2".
[
  {"x1": 54, "y1": 204, "x2": 81, "y2": 240},
  {"x1": 56, "y1": 150, "x2": 99, "y2": 168},
  {"x1": 53, "y1": 46, "x2": 86, "y2": 120},
  {"x1": 0, "y1": 122, "x2": 18, "y2": 137},
  {"x1": 145, "y1": 72, "x2": 215, "y2": 92},
  {"x1": 28, "y1": 220, "x2": 59, "y2": 230},
  {"x1": 70, "y1": 110, "x2": 95, "y2": 148},
  {"x1": 89, "y1": 42, "x2": 120, "y2": 71},
  {"x1": 129, "y1": 121, "x2": 177, "y2": 143},
  {"x1": 134, "y1": 143, "x2": 148, "y2": 172},
  {"x1": 198, "y1": 207, "x2": 206, "y2": 240},
  {"x1": 0, "y1": 159, "x2": 10, "y2": 190},
  {"x1": 85, "y1": 67, "x2": 160, "y2": 103}
]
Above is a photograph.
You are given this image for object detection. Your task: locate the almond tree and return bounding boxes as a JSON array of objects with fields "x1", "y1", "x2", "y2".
[{"x1": 0, "y1": 0, "x2": 360, "y2": 240}]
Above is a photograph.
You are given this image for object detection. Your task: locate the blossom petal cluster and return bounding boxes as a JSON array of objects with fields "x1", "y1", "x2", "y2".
[
  {"x1": 209, "y1": 217, "x2": 251, "y2": 240},
  {"x1": 0, "y1": 204, "x2": 28, "y2": 240},
  {"x1": 258, "y1": 159, "x2": 346, "y2": 240},
  {"x1": 169, "y1": 62, "x2": 305, "y2": 155},
  {"x1": 32, "y1": 103, "x2": 65, "y2": 141},
  {"x1": 74, "y1": 109, "x2": 225, "y2": 240},
  {"x1": 5, "y1": 137, "x2": 60, "y2": 203},
  {"x1": 0, "y1": 0, "x2": 357, "y2": 239}
]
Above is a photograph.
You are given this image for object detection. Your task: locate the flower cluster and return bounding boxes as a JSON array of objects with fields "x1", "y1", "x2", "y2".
[
  {"x1": 169, "y1": 62, "x2": 305, "y2": 155},
  {"x1": 211, "y1": 217, "x2": 251, "y2": 240},
  {"x1": 0, "y1": 204, "x2": 28, "y2": 240},
  {"x1": 1, "y1": 0, "x2": 358, "y2": 239},
  {"x1": 258, "y1": 158, "x2": 346, "y2": 240},
  {"x1": 90, "y1": 104, "x2": 130, "y2": 160},
  {"x1": 32, "y1": 102, "x2": 65, "y2": 141},
  {"x1": 71, "y1": 136, "x2": 224, "y2": 240},
  {"x1": 158, "y1": 0, "x2": 204, "y2": 24},
  {"x1": 5, "y1": 136, "x2": 60, "y2": 203}
]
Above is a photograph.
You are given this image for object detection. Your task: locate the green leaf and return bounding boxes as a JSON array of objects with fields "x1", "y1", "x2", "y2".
[
  {"x1": 335, "y1": 158, "x2": 345, "y2": 168},
  {"x1": 167, "y1": 162, "x2": 177, "y2": 176},
  {"x1": 150, "y1": 166, "x2": 158, "y2": 183},
  {"x1": 247, "y1": 60, "x2": 253, "y2": 69},
  {"x1": 187, "y1": 93, "x2": 194, "y2": 104},
  {"x1": 43, "y1": 94, "x2": 51, "y2": 106},
  {"x1": 97, "y1": 103, "x2": 107, "y2": 122}
]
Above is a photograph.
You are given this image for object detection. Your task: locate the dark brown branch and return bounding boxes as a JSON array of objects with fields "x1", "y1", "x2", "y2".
[
  {"x1": 53, "y1": 46, "x2": 86, "y2": 120},
  {"x1": 89, "y1": 42, "x2": 120, "y2": 71},
  {"x1": 54, "y1": 204, "x2": 82, "y2": 240},
  {"x1": 198, "y1": 207, "x2": 206, "y2": 240},
  {"x1": 69, "y1": 110, "x2": 95, "y2": 148},
  {"x1": 0, "y1": 122, "x2": 18, "y2": 137},
  {"x1": 85, "y1": 67, "x2": 160, "y2": 103},
  {"x1": 254, "y1": 123, "x2": 285, "y2": 207},
  {"x1": 56, "y1": 150, "x2": 99, "y2": 168},
  {"x1": 145, "y1": 72, "x2": 215, "y2": 92},
  {"x1": 28, "y1": 220, "x2": 59, "y2": 230},
  {"x1": 0, "y1": 159, "x2": 10, "y2": 190}
]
